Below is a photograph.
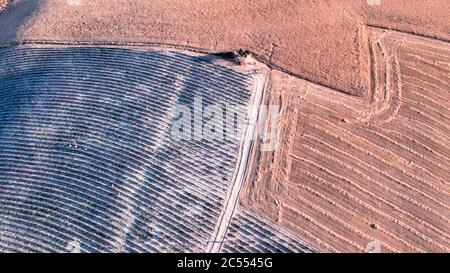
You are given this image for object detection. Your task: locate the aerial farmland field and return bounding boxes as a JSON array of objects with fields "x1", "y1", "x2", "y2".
[{"x1": 0, "y1": 0, "x2": 448, "y2": 259}]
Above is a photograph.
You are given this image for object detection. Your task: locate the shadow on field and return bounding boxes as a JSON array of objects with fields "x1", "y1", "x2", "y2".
[{"x1": 0, "y1": 0, "x2": 42, "y2": 43}]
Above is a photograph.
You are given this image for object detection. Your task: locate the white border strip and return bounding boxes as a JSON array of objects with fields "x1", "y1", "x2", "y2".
[{"x1": 206, "y1": 70, "x2": 268, "y2": 253}]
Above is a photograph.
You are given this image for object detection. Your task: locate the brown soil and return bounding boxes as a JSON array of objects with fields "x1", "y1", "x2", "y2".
[
  {"x1": 0, "y1": 0, "x2": 449, "y2": 96},
  {"x1": 0, "y1": 0, "x2": 449, "y2": 253},
  {"x1": 242, "y1": 29, "x2": 450, "y2": 252}
]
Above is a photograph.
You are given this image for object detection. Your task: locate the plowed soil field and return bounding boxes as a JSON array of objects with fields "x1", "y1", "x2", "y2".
[{"x1": 242, "y1": 29, "x2": 450, "y2": 252}]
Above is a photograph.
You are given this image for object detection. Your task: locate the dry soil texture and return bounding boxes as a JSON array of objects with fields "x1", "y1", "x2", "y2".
[
  {"x1": 242, "y1": 29, "x2": 450, "y2": 253},
  {"x1": 0, "y1": 0, "x2": 449, "y2": 96},
  {"x1": 0, "y1": 0, "x2": 449, "y2": 253}
]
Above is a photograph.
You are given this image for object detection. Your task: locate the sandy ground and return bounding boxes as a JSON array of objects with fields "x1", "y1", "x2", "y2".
[
  {"x1": 0, "y1": 0, "x2": 11, "y2": 12},
  {"x1": 0, "y1": 0, "x2": 449, "y2": 96},
  {"x1": 0, "y1": 0, "x2": 449, "y2": 253},
  {"x1": 242, "y1": 30, "x2": 450, "y2": 252}
]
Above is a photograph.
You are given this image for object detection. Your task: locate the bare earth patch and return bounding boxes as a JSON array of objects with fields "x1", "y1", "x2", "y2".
[
  {"x1": 0, "y1": 0, "x2": 449, "y2": 253},
  {"x1": 242, "y1": 30, "x2": 450, "y2": 253}
]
